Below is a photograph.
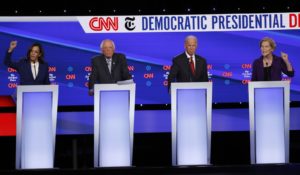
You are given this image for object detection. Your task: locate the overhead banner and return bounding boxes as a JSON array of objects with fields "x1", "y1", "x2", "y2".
[{"x1": 77, "y1": 12, "x2": 300, "y2": 33}]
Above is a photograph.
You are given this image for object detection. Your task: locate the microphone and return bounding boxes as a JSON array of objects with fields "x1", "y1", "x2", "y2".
[{"x1": 266, "y1": 62, "x2": 268, "y2": 67}]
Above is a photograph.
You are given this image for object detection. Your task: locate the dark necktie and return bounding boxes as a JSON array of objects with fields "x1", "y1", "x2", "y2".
[{"x1": 189, "y1": 57, "x2": 195, "y2": 76}]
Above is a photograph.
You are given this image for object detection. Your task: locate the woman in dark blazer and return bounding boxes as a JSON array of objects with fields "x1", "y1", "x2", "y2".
[
  {"x1": 4, "y1": 41, "x2": 50, "y2": 85},
  {"x1": 251, "y1": 37, "x2": 294, "y2": 81}
]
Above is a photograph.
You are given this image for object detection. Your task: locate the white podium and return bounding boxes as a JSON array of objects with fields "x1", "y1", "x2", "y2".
[
  {"x1": 16, "y1": 85, "x2": 58, "y2": 169},
  {"x1": 171, "y1": 82, "x2": 212, "y2": 166},
  {"x1": 94, "y1": 83, "x2": 135, "y2": 167},
  {"x1": 248, "y1": 81, "x2": 290, "y2": 164}
]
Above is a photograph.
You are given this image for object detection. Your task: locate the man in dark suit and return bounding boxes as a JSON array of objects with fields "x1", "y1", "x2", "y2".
[
  {"x1": 167, "y1": 35, "x2": 208, "y2": 90},
  {"x1": 4, "y1": 41, "x2": 50, "y2": 85},
  {"x1": 88, "y1": 39, "x2": 132, "y2": 95}
]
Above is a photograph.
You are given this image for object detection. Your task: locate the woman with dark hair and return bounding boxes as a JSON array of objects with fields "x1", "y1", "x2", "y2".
[
  {"x1": 251, "y1": 37, "x2": 295, "y2": 81},
  {"x1": 4, "y1": 41, "x2": 50, "y2": 85}
]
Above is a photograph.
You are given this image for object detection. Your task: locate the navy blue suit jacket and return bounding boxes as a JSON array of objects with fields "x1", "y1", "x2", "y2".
[
  {"x1": 4, "y1": 51, "x2": 50, "y2": 85},
  {"x1": 167, "y1": 52, "x2": 209, "y2": 89}
]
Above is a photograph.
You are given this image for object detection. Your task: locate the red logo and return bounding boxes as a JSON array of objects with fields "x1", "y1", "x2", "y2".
[
  {"x1": 163, "y1": 65, "x2": 171, "y2": 71},
  {"x1": 89, "y1": 17, "x2": 119, "y2": 31},
  {"x1": 242, "y1": 80, "x2": 250, "y2": 84},
  {"x1": 242, "y1": 64, "x2": 251, "y2": 69},
  {"x1": 128, "y1": 65, "x2": 135, "y2": 71},
  {"x1": 289, "y1": 13, "x2": 300, "y2": 28},
  {"x1": 8, "y1": 83, "x2": 17, "y2": 88},
  {"x1": 48, "y1": 66, "x2": 56, "y2": 72},
  {"x1": 66, "y1": 74, "x2": 76, "y2": 80},
  {"x1": 7, "y1": 68, "x2": 17, "y2": 72},
  {"x1": 222, "y1": 72, "x2": 232, "y2": 77},
  {"x1": 85, "y1": 66, "x2": 92, "y2": 72},
  {"x1": 144, "y1": 73, "x2": 154, "y2": 78}
]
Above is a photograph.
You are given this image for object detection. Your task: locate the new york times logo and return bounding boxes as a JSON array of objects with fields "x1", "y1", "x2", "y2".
[
  {"x1": 125, "y1": 17, "x2": 136, "y2": 31},
  {"x1": 8, "y1": 74, "x2": 18, "y2": 82}
]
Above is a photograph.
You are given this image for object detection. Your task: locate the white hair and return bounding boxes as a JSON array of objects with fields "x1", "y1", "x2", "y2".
[
  {"x1": 100, "y1": 39, "x2": 115, "y2": 49},
  {"x1": 184, "y1": 35, "x2": 198, "y2": 44}
]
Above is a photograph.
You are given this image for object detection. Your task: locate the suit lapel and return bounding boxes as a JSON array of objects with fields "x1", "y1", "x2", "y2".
[
  {"x1": 35, "y1": 63, "x2": 41, "y2": 80},
  {"x1": 195, "y1": 57, "x2": 202, "y2": 77},
  {"x1": 101, "y1": 56, "x2": 111, "y2": 76},
  {"x1": 111, "y1": 55, "x2": 117, "y2": 73},
  {"x1": 26, "y1": 61, "x2": 35, "y2": 81},
  {"x1": 183, "y1": 55, "x2": 190, "y2": 76}
]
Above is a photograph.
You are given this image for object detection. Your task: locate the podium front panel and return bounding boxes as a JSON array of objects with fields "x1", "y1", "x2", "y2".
[
  {"x1": 94, "y1": 84, "x2": 135, "y2": 167},
  {"x1": 16, "y1": 85, "x2": 58, "y2": 169},
  {"x1": 255, "y1": 88, "x2": 285, "y2": 163},
  {"x1": 249, "y1": 81, "x2": 289, "y2": 164},
  {"x1": 177, "y1": 89, "x2": 208, "y2": 165},
  {"x1": 99, "y1": 91, "x2": 130, "y2": 167},
  {"x1": 171, "y1": 82, "x2": 212, "y2": 166}
]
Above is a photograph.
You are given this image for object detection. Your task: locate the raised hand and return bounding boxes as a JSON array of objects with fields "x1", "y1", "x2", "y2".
[
  {"x1": 281, "y1": 52, "x2": 289, "y2": 63},
  {"x1": 8, "y1": 41, "x2": 17, "y2": 52}
]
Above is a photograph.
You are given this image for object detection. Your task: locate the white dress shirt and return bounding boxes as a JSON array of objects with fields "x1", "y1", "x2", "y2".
[
  {"x1": 185, "y1": 52, "x2": 196, "y2": 69},
  {"x1": 31, "y1": 61, "x2": 39, "y2": 80}
]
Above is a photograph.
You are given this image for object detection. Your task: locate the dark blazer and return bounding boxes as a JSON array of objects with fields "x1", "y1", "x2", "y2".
[
  {"x1": 88, "y1": 53, "x2": 132, "y2": 89},
  {"x1": 4, "y1": 51, "x2": 50, "y2": 85},
  {"x1": 251, "y1": 54, "x2": 295, "y2": 81},
  {"x1": 167, "y1": 52, "x2": 209, "y2": 89}
]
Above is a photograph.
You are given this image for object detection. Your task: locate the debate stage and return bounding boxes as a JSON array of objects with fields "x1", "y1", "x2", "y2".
[
  {"x1": 1, "y1": 95, "x2": 300, "y2": 174},
  {"x1": 1, "y1": 164, "x2": 300, "y2": 175},
  {"x1": 1, "y1": 132, "x2": 300, "y2": 175}
]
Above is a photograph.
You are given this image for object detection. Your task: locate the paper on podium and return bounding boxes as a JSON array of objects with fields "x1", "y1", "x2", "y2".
[{"x1": 117, "y1": 79, "x2": 134, "y2": 85}]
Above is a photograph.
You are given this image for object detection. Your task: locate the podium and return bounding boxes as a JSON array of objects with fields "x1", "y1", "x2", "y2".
[
  {"x1": 16, "y1": 85, "x2": 58, "y2": 169},
  {"x1": 248, "y1": 81, "x2": 290, "y2": 164},
  {"x1": 171, "y1": 82, "x2": 212, "y2": 166},
  {"x1": 94, "y1": 83, "x2": 135, "y2": 167}
]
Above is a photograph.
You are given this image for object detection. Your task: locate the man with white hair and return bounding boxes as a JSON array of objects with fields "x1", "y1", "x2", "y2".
[
  {"x1": 167, "y1": 35, "x2": 209, "y2": 90},
  {"x1": 88, "y1": 39, "x2": 132, "y2": 95}
]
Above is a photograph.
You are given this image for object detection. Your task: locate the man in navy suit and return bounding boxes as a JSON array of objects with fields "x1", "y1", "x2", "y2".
[
  {"x1": 167, "y1": 35, "x2": 209, "y2": 90},
  {"x1": 88, "y1": 39, "x2": 132, "y2": 95},
  {"x1": 4, "y1": 41, "x2": 50, "y2": 85}
]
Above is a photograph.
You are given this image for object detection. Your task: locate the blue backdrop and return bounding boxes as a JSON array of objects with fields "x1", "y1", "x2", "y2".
[{"x1": 0, "y1": 22, "x2": 299, "y2": 105}]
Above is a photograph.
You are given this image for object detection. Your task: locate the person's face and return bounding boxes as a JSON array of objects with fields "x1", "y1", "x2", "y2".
[
  {"x1": 30, "y1": 46, "x2": 41, "y2": 62},
  {"x1": 260, "y1": 41, "x2": 274, "y2": 57},
  {"x1": 185, "y1": 38, "x2": 197, "y2": 56},
  {"x1": 101, "y1": 41, "x2": 115, "y2": 58}
]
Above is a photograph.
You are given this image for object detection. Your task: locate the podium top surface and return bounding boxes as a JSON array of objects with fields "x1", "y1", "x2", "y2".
[
  {"x1": 248, "y1": 81, "x2": 290, "y2": 88},
  {"x1": 94, "y1": 83, "x2": 136, "y2": 91},
  {"x1": 17, "y1": 85, "x2": 58, "y2": 92},
  {"x1": 171, "y1": 82, "x2": 212, "y2": 89}
]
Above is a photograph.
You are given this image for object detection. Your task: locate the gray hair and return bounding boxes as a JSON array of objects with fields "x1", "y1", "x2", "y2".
[
  {"x1": 100, "y1": 39, "x2": 116, "y2": 49},
  {"x1": 184, "y1": 35, "x2": 198, "y2": 44}
]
